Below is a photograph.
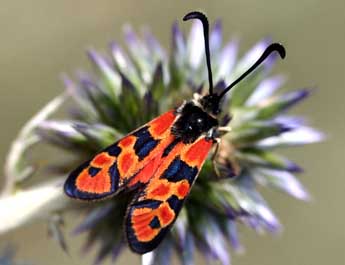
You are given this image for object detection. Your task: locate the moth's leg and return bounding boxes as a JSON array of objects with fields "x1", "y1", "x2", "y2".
[
  {"x1": 211, "y1": 133, "x2": 239, "y2": 179},
  {"x1": 209, "y1": 126, "x2": 232, "y2": 177},
  {"x1": 211, "y1": 138, "x2": 221, "y2": 177},
  {"x1": 218, "y1": 126, "x2": 232, "y2": 135}
]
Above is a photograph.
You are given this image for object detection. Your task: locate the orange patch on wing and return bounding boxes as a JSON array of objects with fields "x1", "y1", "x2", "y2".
[
  {"x1": 76, "y1": 168, "x2": 112, "y2": 194},
  {"x1": 135, "y1": 226, "x2": 159, "y2": 242},
  {"x1": 131, "y1": 202, "x2": 175, "y2": 242},
  {"x1": 150, "y1": 182, "x2": 171, "y2": 197},
  {"x1": 157, "y1": 202, "x2": 175, "y2": 226},
  {"x1": 176, "y1": 180, "x2": 190, "y2": 199},
  {"x1": 132, "y1": 207, "x2": 152, "y2": 216},
  {"x1": 121, "y1": 153, "x2": 134, "y2": 172},
  {"x1": 184, "y1": 138, "x2": 213, "y2": 167},
  {"x1": 149, "y1": 111, "x2": 175, "y2": 137},
  {"x1": 119, "y1": 136, "x2": 135, "y2": 148},
  {"x1": 128, "y1": 153, "x2": 162, "y2": 187},
  {"x1": 91, "y1": 153, "x2": 113, "y2": 167},
  {"x1": 146, "y1": 179, "x2": 174, "y2": 201},
  {"x1": 76, "y1": 154, "x2": 116, "y2": 194},
  {"x1": 132, "y1": 208, "x2": 160, "y2": 242},
  {"x1": 118, "y1": 152, "x2": 136, "y2": 177}
]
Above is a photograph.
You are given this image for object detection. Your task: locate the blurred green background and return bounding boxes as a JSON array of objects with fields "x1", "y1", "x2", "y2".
[{"x1": 0, "y1": 0, "x2": 344, "y2": 264}]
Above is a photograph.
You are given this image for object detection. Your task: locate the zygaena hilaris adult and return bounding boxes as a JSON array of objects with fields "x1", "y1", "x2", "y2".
[{"x1": 64, "y1": 11, "x2": 286, "y2": 254}]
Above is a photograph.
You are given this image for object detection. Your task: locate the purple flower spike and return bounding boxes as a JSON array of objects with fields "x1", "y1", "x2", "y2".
[
  {"x1": 256, "y1": 126, "x2": 325, "y2": 148},
  {"x1": 178, "y1": 232, "x2": 195, "y2": 265},
  {"x1": 241, "y1": 216, "x2": 260, "y2": 231},
  {"x1": 222, "y1": 220, "x2": 244, "y2": 253},
  {"x1": 87, "y1": 49, "x2": 106, "y2": 68},
  {"x1": 63, "y1": 72, "x2": 91, "y2": 101},
  {"x1": 286, "y1": 161, "x2": 304, "y2": 173},
  {"x1": 110, "y1": 42, "x2": 130, "y2": 70},
  {"x1": 172, "y1": 211, "x2": 188, "y2": 248},
  {"x1": 111, "y1": 243, "x2": 124, "y2": 262},
  {"x1": 87, "y1": 49, "x2": 121, "y2": 97},
  {"x1": 216, "y1": 39, "x2": 239, "y2": 82},
  {"x1": 123, "y1": 24, "x2": 139, "y2": 48},
  {"x1": 236, "y1": 38, "x2": 272, "y2": 74},
  {"x1": 256, "y1": 205, "x2": 282, "y2": 232},
  {"x1": 188, "y1": 20, "x2": 204, "y2": 69},
  {"x1": 172, "y1": 21, "x2": 186, "y2": 52},
  {"x1": 143, "y1": 28, "x2": 166, "y2": 60},
  {"x1": 274, "y1": 116, "x2": 306, "y2": 129},
  {"x1": 278, "y1": 122, "x2": 295, "y2": 133},
  {"x1": 256, "y1": 169, "x2": 311, "y2": 201},
  {"x1": 61, "y1": 74, "x2": 75, "y2": 94},
  {"x1": 205, "y1": 225, "x2": 230, "y2": 265},
  {"x1": 124, "y1": 25, "x2": 150, "y2": 59},
  {"x1": 246, "y1": 75, "x2": 286, "y2": 106},
  {"x1": 283, "y1": 89, "x2": 312, "y2": 111},
  {"x1": 210, "y1": 19, "x2": 222, "y2": 52},
  {"x1": 93, "y1": 243, "x2": 113, "y2": 265},
  {"x1": 72, "y1": 204, "x2": 114, "y2": 235}
]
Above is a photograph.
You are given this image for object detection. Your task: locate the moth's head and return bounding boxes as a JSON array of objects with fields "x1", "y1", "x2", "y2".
[
  {"x1": 173, "y1": 101, "x2": 218, "y2": 143},
  {"x1": 199, "y1": 94, "x2": 222, "y2": 117},
  {"x1": 183, "y1": 11, "x2": 286, "y2": 118}
]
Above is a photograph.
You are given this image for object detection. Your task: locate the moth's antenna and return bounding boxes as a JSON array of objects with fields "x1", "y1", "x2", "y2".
[
  {"x1": 219, "y1": 43, "x2": 286, "y2": 99},
  {"x1": 183, "y1": 11, "x2": 214, "y2": 95}
]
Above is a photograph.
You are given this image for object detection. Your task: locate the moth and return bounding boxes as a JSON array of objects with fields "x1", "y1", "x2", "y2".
[{"x1": 64, "y1": 11, "x2": 286, "y2": 254}]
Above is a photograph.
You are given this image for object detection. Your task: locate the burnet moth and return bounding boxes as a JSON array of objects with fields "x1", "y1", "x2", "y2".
[{"x1": 64, "y1": 11, "x2": 286, "y2": 254}]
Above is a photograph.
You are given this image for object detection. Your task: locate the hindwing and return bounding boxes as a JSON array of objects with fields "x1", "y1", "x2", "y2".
[{"x1": 126, "y1": 137, "x2": 214, "y2": 253}]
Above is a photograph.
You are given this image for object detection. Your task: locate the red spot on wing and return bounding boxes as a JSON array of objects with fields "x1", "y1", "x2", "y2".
[
  {"x1": 92, "y1": 153, "x2": 113, "y2": 167},
  {"x1": 119, "y1": 153, "x2": 134, "y2": 174},
  {"x1": 146, "y1": 179, "x2": 175, "y2": 201},
  {"x1": 150, "y1": 183, "x2": 170, "y2": 197},
  {"x1": 149, "y1": 111, "x2": 175, "y2": 137},
  {"x1": 158, "y1": 203, "x2": 175, "y2": 226},
  {"x1": 136, "y1": 226, "x2": 157, "y2": 242},
  {"x1": 119, "y1": 136, "x2": 135, "y2": 148},
  {"x1": 176, "y1": 180, "x2": 190, "y2": 198}
]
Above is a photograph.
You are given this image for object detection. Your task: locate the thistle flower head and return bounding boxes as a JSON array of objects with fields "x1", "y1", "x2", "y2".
[{"x1": 1, "y1": 13, "x2": 323, "y2": 265}]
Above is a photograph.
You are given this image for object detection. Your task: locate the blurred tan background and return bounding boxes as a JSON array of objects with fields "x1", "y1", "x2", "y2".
[{"x1": 0, "y1": 0, "x2": 344, "y2": 264}]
